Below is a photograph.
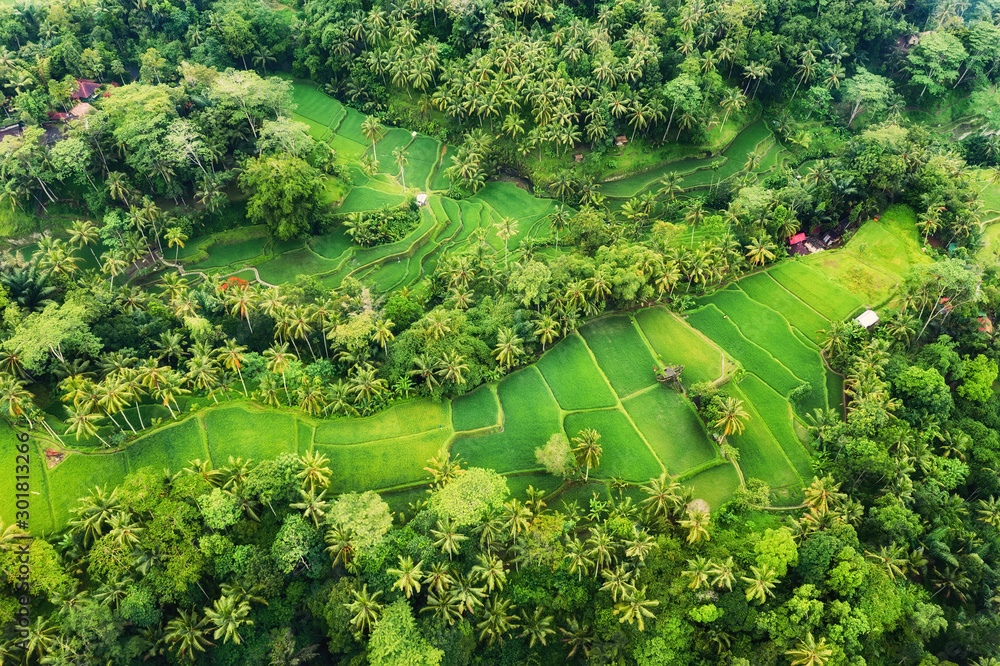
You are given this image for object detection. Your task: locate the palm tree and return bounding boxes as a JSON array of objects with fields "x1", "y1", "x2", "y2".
[
  {"x1": 361, "y1": 117, "x2": 384, "y2": 162},
  {"x1": 713, "y1": 397, "x2": 749, "y2": 437},
  {"x1": 519, "y1": 607, "x2": 556, "y2": 647},
  {"x1": 719, "y1": 88, "x2": 747, "y2": 132},
  {"x1": 559, "y1": 616, "x2": 593, "y2": 658},
  {"x1": 68, "y1": 219, "x2": 100, "y2": 263},
  {"x1": 165, "y1": 226, "x2": 188, "y2": 262},
  {"x1": 572, "y1": 428, "x2": 603, "y2": 481},
  {"x1": 218, "y1": 340, "x2": 249, "y2": 396},
  {"x1": 477, "y1": 596, "x2": 519, "y2": 646},
  {"x1": 640, "y1": 473, "x2": 683, "y2": 522},
  {"x1": 66, "y1": 404, "x2": 108, "y2": 446},
  {"x1": 165, "y1": 609, "x2": 214, "y2": 662},
  {"x1": 494, "y1": 217, "x2": 520, "y2": 268},
  {"x1": 297, "y1": 450, "x2": 332, "y2": 491},
  {"x1": 471, "y1": 553, "x2": 506, "y2": 592},
  {"x1": 745, "y1": 236, "x2": 777, "y2": 266},
  {"x1": 534, "y1": 315, "x2": 559, "y2": 350},
  {"x1": 263, "y1": 343, "x2": 296, "y2": 402},
  {"x1": 345, "y1": 585, "x2": 382, "y2": 633},
  {"x1": 410, "y1": 354, "x2": 441, "y2": 392},
  {"x1": 548, "y1": 205, "x2": 571, "y2": 255},
  {"x1": 204, "y1": 595, "x2": 253, "y2": 645},
  {"x1": 786, "y1": 632, "x2": 834, "y2": 666},
  {"x1": 22, "y1": 616, "x2": 59, "y2": 662},
  {"x1": 492, "y1": 328, "x2": 524, "y2": 369},
  {"x1": 613, "y1": 586, "x2": 659, "y2": 631},
  {"x1": 393, "y1": 146, "x2": 409, "y2": 189},
  {"x1": 388, "y1": 555, "x2": 424, "y2": 598},
  {"x1": 742, "y1": 564, "x2": 778, "y2": 604},
  {"x1": 682, "y1": 555, "x2": 714, "y2": 590},
  {"x1": 437, "y1": 351, "x2": 469, "y2": 386},
  {"x1": 709, "y1": 556, "x2": 737, "y2": 590},
  {"x1": 658, "y1": 172, "x2": 683, "y2": 202},
  {"x1": 0, "y1": 372, "x2": 35, "y2": 425},
  {"x1": 154, "y1": 369, "x2": 189, "y2": 419},
  {"x1": 600, "y1": 564, "x2": 636, "y2": 601},
  {"x1": 432, "y1": 518, "x2": 468, "y2": 560},
  {"x1": 680, "y1": 506, "x2": 711, "y2": 544}
]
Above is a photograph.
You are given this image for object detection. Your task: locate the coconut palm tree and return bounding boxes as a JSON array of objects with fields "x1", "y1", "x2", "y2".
[
  {"x1": 742, "y1": 564, "x2": 779, "y2": 604},
  {"x1": 471, "y1": 553, "x2": 506, "y2": 593},
  {"x1": 297, "y1": 450, "x2": 332, "y2": 491},
  {"x1": 217, "y1": 341, "x2": 249, "y2": 396},
  {"x1": 66, "y1": 403, "x2": 108, "y2": 446},
  {"x1": 154, "y1": 369, "x2": 189, "y2": 419},
  {"x1": 786, "y1": 632, "x2": 834, "y2": 666},
  {"x1": 68, "y1": 219, "x2": 100, "y2": 263},
  {"x1": 713, "y1": 397, "x2": 748, "y2": 437},
  {"x1": 680, "y1": 506, "x2": 712, "y2": 544},
  {"x1": 263, "y1": 343, "x2": 296, "y2": 402},
  {"x1": 519, "y1": 606, "x2": 556, "y2": 647},
  {"x1": 572, "y1": 428, "x2": 603, "y2": 481},
  {"x1": 559, "y1": 616, "x2": 593, "y2": 659},
  {"x1": 477, "y1": 596, "x2": 519, "y2": 646},
  {"x1": 432, "y1": 517, "x2": 468, "y2": 560},
  {"x1": 437, "y1": 351, "x2": 469, "y2": 387},
  {"x1": 744, "y1": 236, "x2": 777, "y2": 266},
  {"x1": 492, "y1": 328, "x2": 524, "y2": 369},
  {"x1": 0, "y1": 372, "x2": 34, "y2": 425},
  {"x1": 393, "y1": 146, "x2": 409, "y2": 189},
  {"x1": 165, "y1": 226, "x2": 188, "y2": 262},
  {"x1": 613, "y1": 586, "x2": 659, "y2": 631},
  {"x1": 494, "y1": 217, "x2": 520, "y2": 268},
  {"x1": 204, "y1": 594, "x2": 253, "y2": 645},
  {"x1": 165, "y1": 609, "x2": 214, "y2": 662},
  {"x1": 345, "y1": 585, "x2": 382, "y2": 634},
  {"x1": 388, "y1": 555, "x2": 425, "y2": 598},
  {"x1": 682, "y1": 555, "x2": 714, "y2": 590},
  {"x1": 361, "y1": 117, "x2": 384, "y2": 162}
]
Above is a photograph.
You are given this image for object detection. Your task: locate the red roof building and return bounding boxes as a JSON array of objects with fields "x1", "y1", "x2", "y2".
[
  {"x1": 71, "y1": 79, "x2": 101, "y2": 101},
  {"x1": 788, "y1": 232, "x2": 807, "y2": 245}
]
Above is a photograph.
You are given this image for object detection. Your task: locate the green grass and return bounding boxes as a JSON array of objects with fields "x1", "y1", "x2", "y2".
[
  {"x1": 504, "y1": 472, "x2": 564, "y2": 501},
  {"x1": 188, "y1": 236, "x2": 267, "y2": 270},
  {"x1": 338, "y1": 187, "x2": 407, "y2": 213},
  {"x1": 579, "y1": 316, "x2": 657, "y2": 397},
  {"x1": 726, "y1": 383, "x2": 802, "y2": 501},
  {"x1": 451, "y1": 366, "x2": 562, "y2": 473},
  {"x1": 318, "y1": 429, "x2": 448, "y2": 493},
  {"x1": 256, "y1": 247, "x2": 340, "y2": 284},
  {"x1": 309, "y1": 228, "x2": 353, "y2": 259},
  {"x1": 768, "y1": 261, "x2": 863, "y2": 320},
  {"x1": 686, "y1": 304, "x2": 803, "y2": 397},
  {"x1": 737, "y1": 273, "x2": 829, "y2": 341},
  {"x1": 127, "y1": 417, "x2": 210, "y2": 472},
  {"x1": 451, "y1": 385, "x2": 500, "y2": 431},
  {"x1": 703, "y1": 287, "x2": 828, "y2": 413},
  {"x1": 840, "y1": 205, "x2": 931, "y2": 279},
  {"x1": 634, "y1": 308, "x2": 723, "y2": 386},
  {"x1": 737, "y1": 374, "x2": 813, "y2": 483},
  {"x1": 686, "y1": 464, "x2": 741, "y2": 510},
  {"x1": 290, "y1": 82, "x2": 343, "y2": 125},
  {"x1": 563, "y1": 409, "x2": 663, "y2": 482},
  {"x1": 46, "y1": 450, "x2": 131, "y2": 533},
  {"x1": 536, "y1": 333, "x2": 618, "y2": 410},
  {"x1": 0, "y1": 424, "x2": 55, "y2": 535},
  {"x1": 315, "y1": 400, "x2": 449, "y2": 444},
  {"x1": 205, "y1": 405, "x2": 299, "y2": 462},
  {"x1": 622, "y1": 388, "x2": 717, "y2": 475},
  {"x1": 337, "y1": 108, "x2": 370, "y2": 145}
]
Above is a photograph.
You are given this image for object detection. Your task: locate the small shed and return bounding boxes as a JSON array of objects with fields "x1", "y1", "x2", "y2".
[
  {"x1": 855, "y1": 309, "x2": 879, "y2": 329},
  {"x1": 574, "y1": 153, "x2": 583, "y2": 162},
  {"x1": 614, "y1": 135, "x2": 628, "y2": 147},
  {"x1": 416, "y1": 193, "x2": 428, "y2": 207},
  {"x1": 0, "y1": 123, "x2": 23, "y2": 143},
  {"x1": 788, "y1": 232, "x2": 807, "y2": 245}
]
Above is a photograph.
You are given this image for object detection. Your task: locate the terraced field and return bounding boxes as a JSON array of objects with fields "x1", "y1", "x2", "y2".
[
  {"x1": 25, "y1": 308, "x2": 773, "y2": 533},
  {"x1": 600, "y1": 120, "x2": 784, "y2": 200}
]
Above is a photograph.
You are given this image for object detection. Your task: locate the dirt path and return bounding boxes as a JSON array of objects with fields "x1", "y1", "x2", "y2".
[{"x1": 156, "y1": 252, "x2": 278, "y2": 288}]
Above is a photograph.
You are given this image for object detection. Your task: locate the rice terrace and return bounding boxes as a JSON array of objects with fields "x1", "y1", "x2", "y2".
[
  {"x1": 3, "y1": 1, "x2": 1000, "y2": 660},
  {"x1": 2, "y1": 82, "x2": 884, "y2": 534}
]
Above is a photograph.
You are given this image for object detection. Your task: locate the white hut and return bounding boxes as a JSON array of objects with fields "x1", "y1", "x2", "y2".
[{"x1": 855, "y1": 309, "x2": 879, "y2": 329}]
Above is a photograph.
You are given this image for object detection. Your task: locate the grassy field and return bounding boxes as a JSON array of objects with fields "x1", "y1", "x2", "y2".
[
  {"x1": 737, "y1": 273, "x2": 829, "y2": 341},
  {"x1": 452, "y1": 385, "x2": 500, "y2": 432},
  {"x1": 686, "y1": 304, "x2": 803, "y2": 398},
  {"x1": 536, "y1": 333, "x2": 618, "y2": 410},
  {"x1": 634, "y1": 308, "x2": 724, "y2": 386},
  {"x1": 563, "y1": 409, "x2": 663, "y2": 482},
  {"x1": 622, "y1": 388, "x2": 717, "y2": 475},
  {"x1": 704, "y1": 287, "x2": 828, "y2": 414},
  {"x1": 685, "y1": 464, "x2": 742, "y2": 509},
  {"x1": 451, "y1": 366, "x2": 562, "y2": 473},
  {"x1": 768, "y1": 261, "x2": 863, "y2": 320},
  {"x1": 579, "y1": 316, "x2": 658, "y2": 397}
]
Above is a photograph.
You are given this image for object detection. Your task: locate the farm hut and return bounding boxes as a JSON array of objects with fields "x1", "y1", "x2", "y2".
[
  {"x1": 69, "y1": 102, "x2": 94, "y2": 117},
  {"x1": 574, "y1": 153, "x2": 584, "y2": 162},
  {"x1": 416, "y1": 193, "x2": 428, "y2": 206},
  {"x1": 788, "y1": 232, "x2": 806, "y2": 245},
  {"x1": 855, "y1": 310, "x2": 879, "y2": 329},
  {"x1": 614, "y1": 135, "x2": 628, "y2": 146},
  {"x1": 788, "y1": 232, "x2": 808, "y2": 255}
]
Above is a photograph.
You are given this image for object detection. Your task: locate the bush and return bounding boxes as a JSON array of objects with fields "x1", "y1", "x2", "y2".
[
  {"x1": 341, "y1": 201, "x2": 420, "y2": 247},
  {"x1": 788, "y1": 382, "x2": 813, "y2": 404}
]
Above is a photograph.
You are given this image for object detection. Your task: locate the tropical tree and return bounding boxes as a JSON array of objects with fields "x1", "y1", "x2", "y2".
[
  {"x1": 713, "y1": 397, "x2": 749, "y2": 437},
  {"x1": 165, "y1": 609, "x2": 214, "y2": 662},
  {"x1": 492, "y1": 328, "x2": 524, "y2": 369},
  {"x1": 572, "y1": 428, "x2": 603, "y2": 481},
  {"x1": 165, "y1": 226, "x2": 188, "y2": 262},
  {"x1": 204, "y1": 595, "x2": 253, "y2": 645},
  {"x1": 786, "y1": 632, "x2": 834, "y2": 666},
  {"x1": 345, "y1": 585, "x2": 383, "y2": 634}
]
